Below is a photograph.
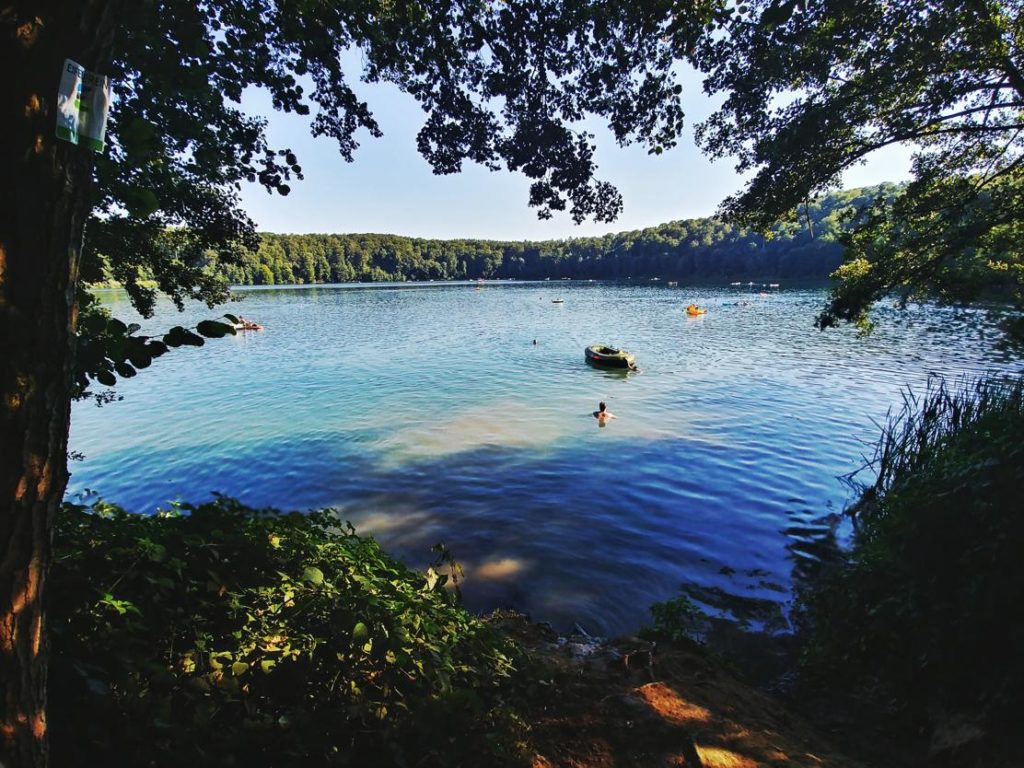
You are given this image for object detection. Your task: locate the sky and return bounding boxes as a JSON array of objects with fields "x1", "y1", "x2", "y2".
[{"x1": 238, "y1": 67, "x2": 915, "y2": 242}]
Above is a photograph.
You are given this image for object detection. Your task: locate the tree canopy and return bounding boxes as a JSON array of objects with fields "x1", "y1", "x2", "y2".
[
  {"x1": 187, "y1": 186, "x2": 888, "y2": 287},
  {"x1": 93, "y1": 0, "x2": 1024, "y2": 338},
  {"x1": 696, "y1": 0, "x2": 1024, "y2": 340},
  {"x1": 84, "y1": 0, "x2": 717, "y2": 319}
]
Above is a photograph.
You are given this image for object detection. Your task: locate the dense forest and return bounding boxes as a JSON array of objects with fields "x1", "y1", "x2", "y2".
[{"x1": 210, "y1": 185, "x2": 898, "y2": 286}]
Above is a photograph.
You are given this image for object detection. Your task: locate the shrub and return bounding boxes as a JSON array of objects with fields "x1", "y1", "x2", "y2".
[
  {"x1": 799, "y1": 376, "x2": 1024, "y2": 740},
  {"x1": 49, "y1": 497, "x2": 526, "y2": 767}
]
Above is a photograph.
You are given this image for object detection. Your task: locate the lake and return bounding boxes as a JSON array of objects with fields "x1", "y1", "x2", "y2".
[{"x1": 68, "y1": 282, "x2": 1020, "y2": 635}]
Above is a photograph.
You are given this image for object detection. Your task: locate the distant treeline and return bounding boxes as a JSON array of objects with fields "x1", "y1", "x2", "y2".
[{"x1": 213, "y1": 185, "x2": 898, "y2": 286}]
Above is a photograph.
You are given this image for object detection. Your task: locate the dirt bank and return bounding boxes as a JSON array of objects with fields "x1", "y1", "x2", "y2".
[{"x1": 488, "y1": 613, "x2": 865, "y2": 768}]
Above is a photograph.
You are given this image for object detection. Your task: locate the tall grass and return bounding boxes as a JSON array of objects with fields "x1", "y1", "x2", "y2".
[
  {"x1": 849, "y1": 374, "x2": 1024, "y2": 521},
  {"x1": 801, "y1": 374, "x2": 1024, "y2": 759}
]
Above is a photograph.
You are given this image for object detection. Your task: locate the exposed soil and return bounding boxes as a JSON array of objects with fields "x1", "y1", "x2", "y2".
[{"x1": 487, "y1": 613, "x2": 867, "y2": 768}]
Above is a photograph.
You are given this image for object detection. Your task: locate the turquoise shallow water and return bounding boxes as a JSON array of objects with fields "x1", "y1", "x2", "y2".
[{"x1": 68, "y1": 282, "x2": 1021, "y2": 635}]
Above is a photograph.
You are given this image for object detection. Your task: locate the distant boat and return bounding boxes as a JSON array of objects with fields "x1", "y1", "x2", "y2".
[
  {"x1": 552, "y1": 298, "x2": 564, "y2": 304},
  {"x1": 730, "y1": 281, "x2": 742, "y2": 286},
  {"x1": 769, "y1": 283, "x2": 780, "y2": 288},
  {"x1": 667, "y1": 281, "x2": 678, "y2": 287}
]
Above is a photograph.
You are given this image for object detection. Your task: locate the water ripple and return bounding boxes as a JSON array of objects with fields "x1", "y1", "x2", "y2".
[{"x1": 71, "y1": 283, "x2": 1021, "y2": 634}]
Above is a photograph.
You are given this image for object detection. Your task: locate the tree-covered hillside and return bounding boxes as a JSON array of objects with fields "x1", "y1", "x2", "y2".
[{"x1": 211, "y1": 185, "x2": 898, "y2": 285}]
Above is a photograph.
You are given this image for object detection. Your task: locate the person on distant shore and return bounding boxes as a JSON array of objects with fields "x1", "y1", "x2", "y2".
[{"x1": 593, "y1": 401, "x2": 616, "y2": 425}]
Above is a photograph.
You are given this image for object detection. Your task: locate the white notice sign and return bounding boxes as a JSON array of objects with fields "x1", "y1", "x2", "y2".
[{"x1": 56, "y1": 58, "x2": 111, "y2": 152}]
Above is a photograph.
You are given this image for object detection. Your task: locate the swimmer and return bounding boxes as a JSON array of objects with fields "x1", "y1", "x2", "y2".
[{"x1": 593, "y1": 401, "x2": 617, "y2": 424}]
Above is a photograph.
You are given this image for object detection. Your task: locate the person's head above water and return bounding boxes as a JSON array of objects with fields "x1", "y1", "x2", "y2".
[{"x1": 598, "y1": 402, "x2": 607, "y2": 413}]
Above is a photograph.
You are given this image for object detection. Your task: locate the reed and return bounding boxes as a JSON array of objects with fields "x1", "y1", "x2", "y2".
[
  {"x1": 801, "y1": 373, "x2": 1024, "y2": 756},
  {"x1": 849, "y1": 374, "x2": 1024, "y2": 521}
]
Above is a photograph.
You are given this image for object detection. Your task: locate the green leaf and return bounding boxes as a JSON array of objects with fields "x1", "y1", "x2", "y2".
[
  {"x1": 163, "y1": 327, "x2": 187, "y2": 348},
  {"x1": 121, "y1": 117, "x2": 158, "y2": 158},
  {"x1": 114, "y1": 361, "x2": 136, "y2": 378},
  {"x1": 231, "y1": 661, "x2": 249, "y2": 677},
  {"x1": 181, "y1": 330, "x2": 205, "y2": 347},
  {"x1": 352, "y1": 622, "x2": 369, "y2": 642},
  {"x1": 95, "y1": 370, "x2": 116, "y2": 386},
  {"x1": 126, "y1": 341, "x2": 153, "y2": 369},
  {"x1": 81, "y1": 312, "x2": 108, "y2": 335},
  {"x1": 147, "y1": 340, "x2": 169, "y2": 357},
  {"x1": 197, "y1": 319, "x2": 235, "y2": 338},
  {"x1": 302, "y1": 566, "x2": 324, "y2": 585},
  {"x1": 223, "y1": 313, "x2": 240, "y2": 324},
  {"x1": 760, "y1": 0, "x2": 796, "y2": 28},
  {"x1": 123, "y1": 187, "x2": 160, "y2": 218},
  {"x1": 107, "y1": 318, "x2": 128, "y2": 336},
  {"x1": 424, "y1": 566, "x2": 440, "y2": 591}
]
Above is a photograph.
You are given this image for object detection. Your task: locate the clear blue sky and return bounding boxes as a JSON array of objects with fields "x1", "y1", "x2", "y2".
[{"x1": 239, "y1": 68, "x2": 913, "y2": 241}]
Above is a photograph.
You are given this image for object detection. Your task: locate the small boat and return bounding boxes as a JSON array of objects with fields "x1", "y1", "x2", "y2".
[
  {"x1": 730, "y1": 281, "x2": 742, "y2": 286},
  {"x1": 233, "y1": 321, "x2": 264, "y2": 331},
  {"x1": 552, "y1": 298, "x2": 564, "y2": 304},
  {"x1": 667, "y1": 281, "x2": 678, "y2": 287},
  {"x1": 685, "y1": 304, "x2": 707, "y2": 316},
  {"x1": 768, "y1": 283, "x2": 780, "y2": 288},
  {"x1": 586, "y1": 344, "x2": 636, "y2": 368}
]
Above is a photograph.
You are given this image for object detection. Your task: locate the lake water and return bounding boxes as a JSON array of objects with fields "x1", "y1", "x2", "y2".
[{"x1": 68, "y1": 282, "x2": 1020, "y2": 635}]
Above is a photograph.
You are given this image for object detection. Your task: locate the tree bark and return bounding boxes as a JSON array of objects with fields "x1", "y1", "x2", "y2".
[
  {"x1": 803, "y1": 197, "x2": 815, "y2": 239},
  {"x1": 0, "y1": 3, "x2": 119, "y2": 766}
]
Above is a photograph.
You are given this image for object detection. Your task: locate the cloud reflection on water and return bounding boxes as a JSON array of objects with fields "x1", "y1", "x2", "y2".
[{"x1": 371, "y1": 400, "x2": 732, "y2": 468}]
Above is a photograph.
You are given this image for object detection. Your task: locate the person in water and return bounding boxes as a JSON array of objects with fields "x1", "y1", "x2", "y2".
[{"x1": 593, "y1": 401, "x2": 617, "y2": 423}]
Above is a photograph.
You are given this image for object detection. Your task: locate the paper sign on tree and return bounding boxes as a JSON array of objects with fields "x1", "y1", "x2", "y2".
[{"x1": 56, "y1": 58, "x2": 111, "y2": 152}]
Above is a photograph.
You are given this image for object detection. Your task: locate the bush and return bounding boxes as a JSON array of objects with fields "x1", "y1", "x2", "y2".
[
  {"x1": 49, "y1": 497, "x2": 527, "y2": 767},
  {"x1": 799, "y1": 376, "x2": 1024, "y2": 740}
]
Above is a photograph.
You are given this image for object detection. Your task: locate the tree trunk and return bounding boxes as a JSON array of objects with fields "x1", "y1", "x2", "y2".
[
  {"x1": 0, "y1": 3, "x2": 119, "y2": 766},
  {"x1": 803, "y1": 197, "x2": 815, "y2": 239}
]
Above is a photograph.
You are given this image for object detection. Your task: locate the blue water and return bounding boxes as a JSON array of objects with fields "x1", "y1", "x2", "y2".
[{"x1": 68, "y1": 282, "x2": 1021, "y2": 635}]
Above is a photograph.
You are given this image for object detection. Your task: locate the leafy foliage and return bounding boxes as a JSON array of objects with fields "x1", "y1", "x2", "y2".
[
  {"x1": 695, "y1": 0, "x2": 1024, "y2": 340},
  {"x1": 84, "y1": 0, "x2": 722, "y2": 322},
  {"x1": 819, "y1": 174, "x2": 1024, "y2": 342},
  {"x1": 49, "y1": 497, "x2": 527, "y2": 767},
  {"x1": 73, "y1": 291, "x2": 237, "y2": 398},
  {"x1": 194, "y1": 186, "x2": 895, "y2": 285},
  {"x1": 798, "y1": 376, "x2": 1024, "y2": 744},
  {"x1": 643, "y1": 596, "x2": 702, "y2": 644}
]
